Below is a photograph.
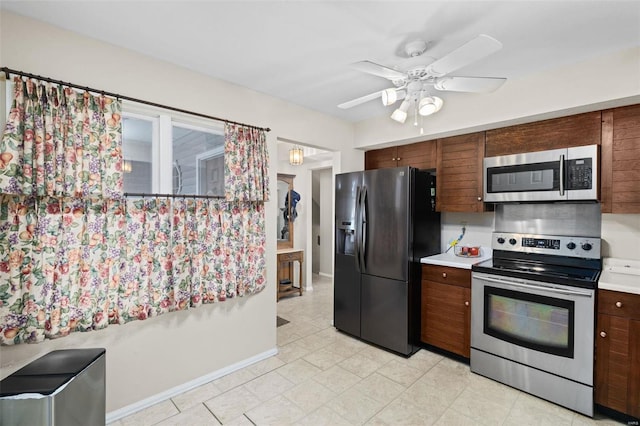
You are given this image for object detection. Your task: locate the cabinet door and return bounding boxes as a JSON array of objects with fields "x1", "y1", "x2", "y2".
[
  {"x1": 365, "y1": 147, "x2": 398, "y2": 170},
  {"x1": 595, "y1": 313, "x2": 631, "y2": 414},
  {"x1": 436, "y1": 132, "x2": 486, "y2": 212},
  {"x1": 397, "y1": 140, "x2": 437, "y2": 170},
  {"x1": 485, "y1": 111, "x2": 602, "y2": 157},
  {"x1": 630, "y1": 319, "x2": 640, "y2": 418},
  {"x1": 421, "y1": 280, "x2": 470, "y2": 357},
  {"x1": 601, "y1": 104, "x2": 640, "y2": 213}
]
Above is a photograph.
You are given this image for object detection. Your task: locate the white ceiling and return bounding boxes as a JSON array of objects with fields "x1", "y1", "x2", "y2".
[{"x1": 2, "y1": 1, "x2": 640, "y2": 123}]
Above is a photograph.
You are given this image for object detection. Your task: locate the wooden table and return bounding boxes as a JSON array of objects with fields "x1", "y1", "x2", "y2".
[{"x1": 277, "y1": 249, "x2": 304, "y2": 301}]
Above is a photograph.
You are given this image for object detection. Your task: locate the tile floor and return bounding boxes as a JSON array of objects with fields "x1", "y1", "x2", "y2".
[{"x1": 113, "y1": 275, "x2": 622, "y2": 425}]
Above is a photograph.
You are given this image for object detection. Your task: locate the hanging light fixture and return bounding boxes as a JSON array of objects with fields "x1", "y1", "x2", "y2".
[
  {"x1": 418, "y1": 95, "x2": 444, "y2": 116},
  {"x1": 390, "y1": 99, "x2": 411, "y2": 123},
  {"x1": 289, "y1": 145, "x2": 304, "y2": 165},
  {"x1": 381, "y1": 88, "x2": 397, "y2": 106}
]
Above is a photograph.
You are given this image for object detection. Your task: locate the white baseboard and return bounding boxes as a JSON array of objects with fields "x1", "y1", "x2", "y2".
[
  {"x1": 318, "y1": 272, "x2": 333, "y2": 279},
  {"x1": 105, "y1": 347, "x2": 278, "y2": 424}
]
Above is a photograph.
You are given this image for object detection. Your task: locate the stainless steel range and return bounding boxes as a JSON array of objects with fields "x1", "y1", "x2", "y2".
[{"x1": 471, "y1": 203, "x2": 602, "y2": 417}]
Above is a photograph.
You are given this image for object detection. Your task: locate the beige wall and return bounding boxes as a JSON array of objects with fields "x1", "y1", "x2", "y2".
[{"x1": 0, "y1": 11, "x2": 362, "y2": 414}]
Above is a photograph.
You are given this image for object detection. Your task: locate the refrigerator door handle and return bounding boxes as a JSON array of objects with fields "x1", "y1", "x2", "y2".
[
  {"x1": 360, "y1": 186, "x2": 368, "y2": 270},
  {"x1": 354, "y1": 186, "x2": 362, "y2": 272}
]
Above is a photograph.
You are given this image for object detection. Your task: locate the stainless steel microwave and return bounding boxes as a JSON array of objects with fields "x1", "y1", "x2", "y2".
[{"x1": 484, "y1": 145, "x2": 598, "y2": 202}]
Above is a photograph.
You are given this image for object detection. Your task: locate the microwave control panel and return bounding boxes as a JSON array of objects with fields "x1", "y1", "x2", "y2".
[{"x1": 566, "y1": 158, "x2": 592, "y2": 190}]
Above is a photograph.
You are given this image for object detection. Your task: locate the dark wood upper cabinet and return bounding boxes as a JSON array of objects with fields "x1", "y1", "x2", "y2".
[
  {"x1": 601, "y1": 104, "x2": 640, "y2": 213},
  {"x1": 363, "y1": 104, "x2": 640, "y2": 213},
  {"x1": 365, "y1": 140, "x2": 436, "y2": 170},
  {"x1": 365, "y1": 146, "x2": 398, "y2": 170},
  {"x1": 485, "y1": 111, "x2": 602, "y2": 157},
  {"x1": 397, "y1": 140, "x2": 437, "y2": 170},
  {"x1": 436, "y1": 132, "x2": 487, "y2": 213}
]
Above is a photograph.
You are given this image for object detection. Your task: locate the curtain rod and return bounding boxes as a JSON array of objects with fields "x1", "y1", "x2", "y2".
[
  {"x1": 1, "y1": 67, "x2": 271, "y2": 132},
  {"x1": 124, "y1": 192, "x2": 224, "y2": 200}
]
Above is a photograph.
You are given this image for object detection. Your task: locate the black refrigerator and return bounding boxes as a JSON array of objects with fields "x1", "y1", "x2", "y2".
[{"x1": 334, "y1": 166, "x2": 440, "y2": 356}]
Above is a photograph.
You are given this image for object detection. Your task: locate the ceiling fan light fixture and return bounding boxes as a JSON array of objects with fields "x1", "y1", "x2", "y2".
[
  {"x1": 381, "y1": 88, "x2": 397, "y2": 106},
  {"x1": 418, "y1": 96, "x2": 444, "y2": 116},
  {"x1": 390, "y1": 100, "x2": 410, "y2": 123}
]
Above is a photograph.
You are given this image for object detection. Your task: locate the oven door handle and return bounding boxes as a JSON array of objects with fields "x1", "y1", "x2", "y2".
[{"x1": 476, "y1": 275, "x2": 594, "y2": 297}]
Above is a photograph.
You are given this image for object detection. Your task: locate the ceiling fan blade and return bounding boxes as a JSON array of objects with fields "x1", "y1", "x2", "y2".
[
  {"x1": 338, "y1": 90, "x2": 383, "y2": 109},
  {"x1": 426, "y1": 34, "x2": 503, "y2": 77},
  {"x1": 433, "y1": 76, "x2": 507, "y2": 93},
  {"x1": 351, "y1": 61, "x2": 407, "y2": 80}
]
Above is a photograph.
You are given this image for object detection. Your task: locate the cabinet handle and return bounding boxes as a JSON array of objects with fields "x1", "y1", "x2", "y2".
[
  {"x1": 464, "y1": 301, "x2": 469, "y2": 306},
  {"x1": 477, "y1": 196, "x2": 482, "y2": 201},
  {"x1": 600, "y1": 331, "x2": 607, "y2": 338},
  {"x1": 392, "y1": 157, "x2": 396, "y2": 161},
  {"x1": 442, "y1": 272, "x2": 447, "y2": 278},
  {"x1": 615, "y1": 301, "x2": 623, "y2": 308},
  {"x1": 397, "y1": 157, "x2": 401, "y2": 161}
]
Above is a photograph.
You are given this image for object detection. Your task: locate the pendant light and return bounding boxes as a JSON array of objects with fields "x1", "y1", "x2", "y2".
[{"x1": 289, "y1": 145, "x2": 304, "y2": 165}]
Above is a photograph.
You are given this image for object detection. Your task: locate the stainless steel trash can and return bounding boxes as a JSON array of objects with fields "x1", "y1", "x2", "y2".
[{"x1": 0, "y1": 348, "x2": 106, "y2": 426}]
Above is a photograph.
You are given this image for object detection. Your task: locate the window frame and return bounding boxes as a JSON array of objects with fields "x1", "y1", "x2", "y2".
[{"x1": 122, "y1": 102, "x2": 224, "y2": 195}]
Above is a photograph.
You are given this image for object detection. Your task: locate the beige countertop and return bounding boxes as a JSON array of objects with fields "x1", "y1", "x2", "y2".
[
  {"x1": 599, "y1": 258, "x2": 640, "y2": 295},
  {"x1": 420, "y1": 247, "x2": 492, "y2": 270}
]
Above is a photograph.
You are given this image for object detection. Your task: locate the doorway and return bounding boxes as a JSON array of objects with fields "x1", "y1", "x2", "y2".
[{"x1": 312, "y1": 167, "x2": 333, "y2": 279}]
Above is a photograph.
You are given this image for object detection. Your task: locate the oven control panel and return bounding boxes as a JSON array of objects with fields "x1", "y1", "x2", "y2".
[{"x1": 492, "y1": 232, "x2": 601, "y2": 259}]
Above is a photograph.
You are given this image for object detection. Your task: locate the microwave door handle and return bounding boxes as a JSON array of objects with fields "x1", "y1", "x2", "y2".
[{"x1": 559, "y1": 154, "x2": 565, "y2": 197}]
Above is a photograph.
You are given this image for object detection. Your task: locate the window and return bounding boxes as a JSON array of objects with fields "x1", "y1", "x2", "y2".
[
  {"x1": 121, "y1": 105, "x2": 224, "y2": 196},
  {"x1": 172, "y1": 124, "x2": 224, "y2": 196},
  {"x1": 122, "y1": 115, "x2": 154, "y2": 194}
]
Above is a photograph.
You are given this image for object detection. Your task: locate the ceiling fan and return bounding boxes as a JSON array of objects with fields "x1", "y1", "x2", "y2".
[{"x1": 338, "y1": 34, "x2": 507, "y2": 124}]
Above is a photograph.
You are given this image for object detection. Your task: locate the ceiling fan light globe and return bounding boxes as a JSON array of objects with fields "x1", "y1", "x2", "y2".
[
  {"x1": 390, "y1": 109, "x2": 407, "y2": 123},
  {"x1": 381, "y1": 88, "x2": 398, "y2": 106},
  {"x1": 419, "y1": 96, "x2": 444, "y2": 116},
  {"x1": 433, "y1": 96, "x2": 444, "y2": 112}
]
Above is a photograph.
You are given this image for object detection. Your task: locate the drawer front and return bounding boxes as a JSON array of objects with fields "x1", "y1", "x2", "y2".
[
  {"x1": 598, "y1": 289, "x2": 640, "y2": 320},
  {"x1": 421, "y1": 264, "x2": 471, "y2": 288},
  {"x1": 279, "y1": 252, "x2": 302, "y2": 263}
]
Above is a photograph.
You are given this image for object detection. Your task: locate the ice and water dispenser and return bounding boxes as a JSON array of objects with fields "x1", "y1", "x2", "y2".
[{"x1": 336, "y1": 220, "x2": 356, "y2": 256}]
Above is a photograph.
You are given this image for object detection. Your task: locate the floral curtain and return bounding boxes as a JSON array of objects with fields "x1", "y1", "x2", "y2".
[
  {"x1": 0, "y1": 77, "x2": 268, "y2": 346},
  {"x1": 224, "y1": 123, "x2": 269, "y2": 202},
  {"x1": 0, "y1": 77, "x2": 123, "y2": 199},
  {"x1": 0, "y1": 196, "x2": 266, "y2": 345}
]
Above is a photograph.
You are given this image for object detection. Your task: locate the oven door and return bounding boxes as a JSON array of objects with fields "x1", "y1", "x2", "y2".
[{"x1": 471, "y1": 272, "x2": 594, "y2": 386}]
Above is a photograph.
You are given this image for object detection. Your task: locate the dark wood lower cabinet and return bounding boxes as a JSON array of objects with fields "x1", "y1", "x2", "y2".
[
  {"x1": 420, "y1": 265, "x2": 471, "y2": 358},
  {"x1": 595, "y1": 290, "x2": 640, "y2": 419}
]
